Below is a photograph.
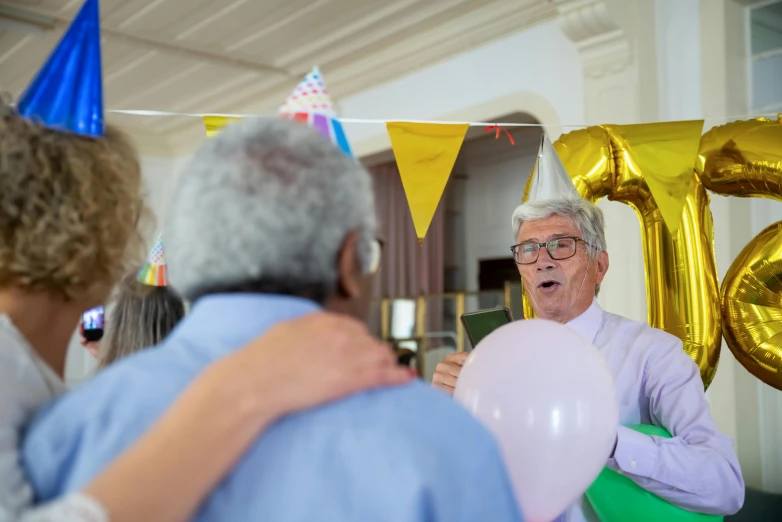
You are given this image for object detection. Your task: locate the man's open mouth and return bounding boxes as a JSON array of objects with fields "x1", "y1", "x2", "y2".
[{"x1": 538, "y1": 280, "x2": 560, "y2": 290}]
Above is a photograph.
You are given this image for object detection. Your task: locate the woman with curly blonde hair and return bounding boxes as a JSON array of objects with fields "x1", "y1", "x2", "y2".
[
  {"x1": 0, "y1": 103, "x2": 412, "y2": 521},
  {"x1": 0, "y1": 104, "x2": 146, "y2": 374}
]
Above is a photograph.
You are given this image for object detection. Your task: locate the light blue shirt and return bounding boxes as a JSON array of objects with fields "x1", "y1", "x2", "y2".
[{"x1": 23, "y1": 294, "x2": 523, "y2": 522}]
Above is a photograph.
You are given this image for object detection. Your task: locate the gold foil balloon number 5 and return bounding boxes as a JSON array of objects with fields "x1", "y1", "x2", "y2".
[{"x1": 522, "y1": 116, "x2": 782, "y2": 390}]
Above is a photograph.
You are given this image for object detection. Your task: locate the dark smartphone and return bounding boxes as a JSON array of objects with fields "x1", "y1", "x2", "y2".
[
  {"x1": 460, "y1": 307, "x2": 513, "y2": 349},
  {"x1": 82, "y1": 306, "x2": 104, "y2": 342}
]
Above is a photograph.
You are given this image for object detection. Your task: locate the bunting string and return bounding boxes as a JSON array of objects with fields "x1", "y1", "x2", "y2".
[{"x1": 108, "y1": 109, "x2": 781, "y2": 128}]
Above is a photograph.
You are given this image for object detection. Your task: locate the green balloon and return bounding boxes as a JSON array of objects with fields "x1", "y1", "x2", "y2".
[{"x1": 584, "y1": 424, "x2": 723, "y2": 522}]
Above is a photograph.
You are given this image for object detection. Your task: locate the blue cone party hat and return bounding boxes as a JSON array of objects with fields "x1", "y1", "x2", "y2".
[
  {"x1": 18, "y1": 0, "x2": 104, "y2": 136},
  {"x1": 278, "y1": 67, "x2": 352, "y2": 156}
]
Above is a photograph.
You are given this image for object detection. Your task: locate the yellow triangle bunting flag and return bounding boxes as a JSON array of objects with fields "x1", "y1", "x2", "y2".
[
  {"x1": 386, "y1": 122, "x2": 468, "y2": 243},
  {"x1": 611, "y1": 120, "x2": 704, "y2": 234},
  {"x1": 203, "y1": 115, "x2": 242, "y2": 138}
]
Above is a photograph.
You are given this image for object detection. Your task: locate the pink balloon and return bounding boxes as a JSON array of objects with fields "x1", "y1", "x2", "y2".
[{"x1": 454, "y1": 319, "x2": 618, "y2": 522}]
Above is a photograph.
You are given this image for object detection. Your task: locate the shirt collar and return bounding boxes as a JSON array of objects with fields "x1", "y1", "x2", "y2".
[
  {"x1": 565, "y1": 298, "x2": 603, "y2": 344},
  {"x1": 170, "y1": 293, "x2": 322, "y2": 356}
]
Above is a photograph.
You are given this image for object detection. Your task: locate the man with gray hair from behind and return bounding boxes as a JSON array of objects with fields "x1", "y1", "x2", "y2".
[
  {"x1": 433, "y1": 135, "x2": 743, "y2": 522},
  {"x1": 21, "y1": 118, "x2": 523, "y2": 522}
]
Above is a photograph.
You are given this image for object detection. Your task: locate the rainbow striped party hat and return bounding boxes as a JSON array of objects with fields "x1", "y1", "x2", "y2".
[
  {"x1": 278, "y1": 67, "x2": 352, "y2": 156},
  {"x1": 137, "y1": 235, "x2": 168, "y2": 287}
]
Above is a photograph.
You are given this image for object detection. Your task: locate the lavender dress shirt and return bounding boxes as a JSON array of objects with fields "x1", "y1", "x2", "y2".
[{"x1": 560, "y1": 299, "x2": 744, "y2": 522}]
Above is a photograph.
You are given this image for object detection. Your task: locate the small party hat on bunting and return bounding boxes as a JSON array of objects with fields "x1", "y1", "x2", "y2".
[
  {"x1": 137, "y1": 235, "x2": 168, "y2": 287},
  {"x1": 18, "y1": 0, "x2": 104, "y2": 136},
  {"x1": 279, "y1": 66, "x2": 337, "y2": 116},
  {"x1": 278, "y1": 67, "x2": 352, "y2": 156},
  {"x1": 526, "y1": 134, "x2": 580, "y2": 202}
]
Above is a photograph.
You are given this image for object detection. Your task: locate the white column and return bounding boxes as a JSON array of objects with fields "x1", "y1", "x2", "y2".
[
  {"x1": 655, "y1": 0, "x2": 702, "y2": 120},
  {"x1": 698, "y1": 0, "x2": 777, "y2": 490},
  {"x1": 555, "y1": 0, "x2": 653, "y2": 322},
  {"x1": 559, "y1": 0, "x2": 782, "y2": 490}
]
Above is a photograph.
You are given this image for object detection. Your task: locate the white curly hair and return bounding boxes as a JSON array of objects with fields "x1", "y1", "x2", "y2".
[{"x1": 164, "y1": 117, "x2": 377, "y2": 301}]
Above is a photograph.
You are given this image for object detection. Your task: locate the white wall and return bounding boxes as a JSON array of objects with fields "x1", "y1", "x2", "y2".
[
  {"x1": 750, "y1": 199, "x2": 782, "y2": 492},
  {"x1": 463, "y1": 143, "x2": 537, "y2": 294},
  {"x1": 753, "y1": 53, "x2": 782, "y2": 110},
  {"x1": 340, "y1": 19, "x2": 585, "y2": 157}
]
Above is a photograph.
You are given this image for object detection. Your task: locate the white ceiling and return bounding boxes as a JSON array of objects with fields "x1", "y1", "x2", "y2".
[{"x1": 0, "y1": 0, "x2": 555, "y2": 152}]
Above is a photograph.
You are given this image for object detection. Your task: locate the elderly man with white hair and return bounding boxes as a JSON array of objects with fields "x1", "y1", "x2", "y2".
[
  {"x1": 21, "y1": 118, "x2": 523, "y2": 522},
  {"x1": 433, "y1": 136, "x2": 744, "y2": 522}
]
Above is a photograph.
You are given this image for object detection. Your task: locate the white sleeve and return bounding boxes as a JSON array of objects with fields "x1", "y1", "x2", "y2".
[
  {"x1": 0, "y1": 356, "x2": 34, "y2": 520},
  {"x1": 16, "y1": 493, "x2": 109, "y2": 522},
  {"x1": 0, "y1": 326, "x2": 81, "y2": 522}
]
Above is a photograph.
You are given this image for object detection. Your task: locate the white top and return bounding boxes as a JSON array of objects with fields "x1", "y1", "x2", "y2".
[{"x1": 0, "y1": 315, "x2": 108, "y2": 522}]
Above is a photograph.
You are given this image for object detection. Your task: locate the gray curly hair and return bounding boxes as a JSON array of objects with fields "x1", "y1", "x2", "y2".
[{"x1": 164, "y1": 118, "x2": 377, "y2": 302}]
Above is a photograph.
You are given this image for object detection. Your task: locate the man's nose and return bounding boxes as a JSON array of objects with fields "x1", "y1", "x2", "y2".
[{"x1": 536, "y1": 247, "x2": 556, "y2": 270}]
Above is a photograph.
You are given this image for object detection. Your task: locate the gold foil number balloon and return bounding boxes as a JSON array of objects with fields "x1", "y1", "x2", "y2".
[
  {"x1": 520, "y1": 117, "x2": 782, "y2": 390},
  {"x1": 699, "y1": 117, "x2": 782, "y2": 390},
  {"x1": 523, "y1": 122, "x2": 722, "y2": 388}
]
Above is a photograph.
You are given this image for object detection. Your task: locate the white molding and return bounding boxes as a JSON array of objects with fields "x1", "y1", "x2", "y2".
[
  {"x1": 554, "y1": 0, "x2": 632, "y2": 79},
  {"x1": 555, "y1": 0, "x2": 621, "y2": 43}
]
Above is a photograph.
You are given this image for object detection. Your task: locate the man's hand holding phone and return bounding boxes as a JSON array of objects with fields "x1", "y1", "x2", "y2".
[{"x1": 432, "y1": 352, "x2": 470, "y2": 395}]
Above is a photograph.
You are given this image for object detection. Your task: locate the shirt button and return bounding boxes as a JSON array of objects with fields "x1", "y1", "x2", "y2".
[{"x1": 630, "y1": 460, "x2": 637, "y2": 469}]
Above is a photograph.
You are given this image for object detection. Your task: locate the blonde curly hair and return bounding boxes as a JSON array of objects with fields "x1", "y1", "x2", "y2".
[{"x1": 0, "y1": 104, "x2": 148, "y2": 301}]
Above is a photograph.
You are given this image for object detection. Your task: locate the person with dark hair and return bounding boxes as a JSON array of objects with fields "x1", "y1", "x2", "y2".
[
  {"x1": 22, "y1": 116, "x2": 522, "y2": 522},
  {"x1": 0, "y1": 101, "x2": 412, "y2": 521},
  {"x1": 1, "y1": 4, "x2": 413, "y2": 519}
]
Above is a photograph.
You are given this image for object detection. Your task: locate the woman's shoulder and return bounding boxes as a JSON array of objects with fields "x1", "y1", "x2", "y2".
[
  {"x1": 0, "y1": 314, "x2": 64, "y2": 425},
  {"x1": 0, "y1": 314, "x2": 36, "y2": 398}
]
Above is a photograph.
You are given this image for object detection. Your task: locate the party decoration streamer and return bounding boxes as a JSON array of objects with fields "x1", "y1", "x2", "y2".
[
  {"x1": 483, "y1": 124, "x2": 515, "y2": 145},
  {"x1": 137, "y1": 235, "x2": 169, "y2": 287},
  {"x1": 18, "y1": 0, "x2": 103, "y2": 136},
  {"x1": 700, "y1": 116, "x2": 782, "y2": 390},
  {"x1": 386, "y1": 122, "x2": 469, "y2": 243}
]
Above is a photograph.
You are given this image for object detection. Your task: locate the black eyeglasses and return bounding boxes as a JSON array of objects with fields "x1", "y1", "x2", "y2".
[{"x1": 510, "y1": 237, "x2": 591, "y2": 265}]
